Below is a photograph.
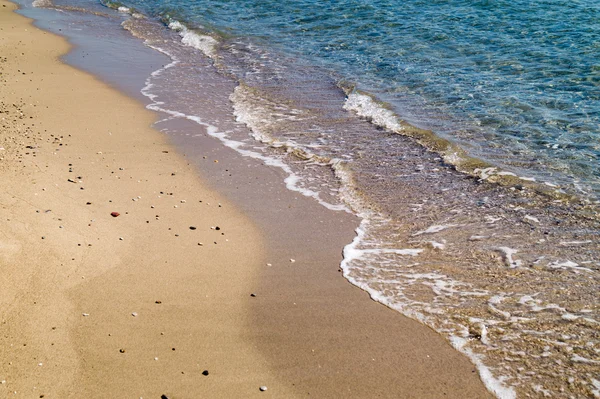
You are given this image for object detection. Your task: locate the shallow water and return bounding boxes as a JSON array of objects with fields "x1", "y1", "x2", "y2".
[
  {"x1": 103, "y1": 0, "x2": 600, "y2": 199},
  {"x1": 18, "y1": 0, "x2": 600, "y2": 397}
]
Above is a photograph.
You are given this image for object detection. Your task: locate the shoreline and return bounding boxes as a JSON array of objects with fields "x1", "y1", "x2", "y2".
[{"x1": 1, "y1": 1, "x2": 494, "y2": 398}]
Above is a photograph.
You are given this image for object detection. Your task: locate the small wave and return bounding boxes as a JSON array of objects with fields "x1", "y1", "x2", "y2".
[
  {"x1": 343, "y1": 92, "x2": 405, "y2": 133},
  {"x1": 32, "y1": 0, "x2": 53, "y2": 8},
  {"x1": 166, "y1": 19, "x2": 218, "y2": 59},
  {"x1": 342, "y1": 91, "x2": 589, "y2": 204}
]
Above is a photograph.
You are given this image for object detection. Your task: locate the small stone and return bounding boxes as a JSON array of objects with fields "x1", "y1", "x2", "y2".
[
  {"x1": 215, "y1": 226, "x2": 221, "y2": 231},
  {"x1": 290, "y1": 259, "x2": 296, "y2": 263},
  {"x1": 131, "y1": 312, "x2": 138, "y2": 317},
  {"x1": 119, "y1": 349, "x2": 125, "y2": 353},
  {"x1": 119, "y1": 237, "x2": 124, "y2": 241},
  {"x1": 202, "y1": 370, "x2": 209, "y2": 376},
  {"x1": 154, "y1": 357, "x2": 158, "y2": 361},
  {"x1": 155, "y1": 300, "x2": 162, "y2": 304},
  {"x1": 189, "y1": 226, "x2": 197, "y2": 230},
  {"x1": 180, "y1": 200, "x2": 186, "y2": 203},
  {"x1": 86, "y1": 202, "x2": 92, "y2": 205},
  {"x1": 259, "y1": 386, "x2": 268, "y2": 392},
  {"x1": 250, "y1": 293, "x2": 256, "y2": 297},
  {"x1": 161, "y1": 395, "x2": 169, "y2": 399},
  {"x1": 110, "y1": 212, "x2": 120, "y2": 217},
  {"x1": 82, "y1": 313, "x2": 89, "y2": 317}
]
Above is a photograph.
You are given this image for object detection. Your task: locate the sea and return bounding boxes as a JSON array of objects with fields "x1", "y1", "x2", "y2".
[{"x1": 16, "y1": 0, "x2": 600, "y2": 397}]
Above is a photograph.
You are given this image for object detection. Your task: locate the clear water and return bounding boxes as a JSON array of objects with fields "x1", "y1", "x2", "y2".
[
  {"x1": 114, "y1": 0, "x2": 600, "y2": 198},
  {"x1": 21, "y1": 0, "x2": 600, "y2": 397}
]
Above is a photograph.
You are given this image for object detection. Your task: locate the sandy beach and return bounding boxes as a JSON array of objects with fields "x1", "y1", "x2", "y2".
[{"x1": 1, "y1": 1, "x2": 493, "y2": 397}]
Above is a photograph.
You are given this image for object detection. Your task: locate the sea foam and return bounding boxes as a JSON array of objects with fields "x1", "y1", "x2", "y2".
[{"x1": 167, "y1": 20, "x2": 218, "y2": 59}]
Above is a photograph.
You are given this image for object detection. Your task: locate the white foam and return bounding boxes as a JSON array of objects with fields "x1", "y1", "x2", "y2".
[
  {"x1": 474, "y1": 167, "x2": 497, "y2": 180},
  {"x1": 532, "y1": 385, "x2": 552, "y2": 397},
  {"x1": 548, "y1": 260, "x2": 593, "y2": 274},
  {"x1": 449, "y1": 336, "x2": 517, "y2": 399},
  {"x1": 519, "y1": 176, "x2": 536, "y2": 182},
  {"x1": 412, "y1": 224, "x2": 456, "y2": 236},
  {"x1": 469, "y1": 235, "x2": 489, "y2": 241},
  {"x1": 352, "y1": 248, "x2": 424, "y2": 256},
  {"x1": 167, "y1": 20, "x2": 218, "y2": 59},
  {"x1": 561, "y1": 313, "x2": 579, "y2": 321},
  {"x1": 592, "y1": 378, "x2": 600, "y2": 398},
  {"x1": 524, "y1": 215, "x2": 540, "y2": 223},
  {"x1": 343, "y1": 93, "x2": 404, "y2": 133},
  {"x1": 559, "y1": 240, "x2": 592, "y2": 246},
  {"x1": 571, "y1": 354, "x2": 600, "y2": 364},
  {"x1": 32, "y1": 0, "x2": 52, "y2": 7},
  {"x1": 117, "y1": 6, "x2": 130, "y2": 13},
  {"x1": 497, "y1": 247, "x2": 522, "y2": 268},
  {"x1": 427, "y1": 241, "x2": 446, "y2": 250}
]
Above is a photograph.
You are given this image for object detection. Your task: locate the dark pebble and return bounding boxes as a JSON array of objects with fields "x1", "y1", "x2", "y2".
[
  {"x1": 119, "y1": 349, "x2": 125, "y2": 353},
  {"x1": 161, "y1": 395, "x2": 170, "y2": 399},
  {"x1": 250, "y1": 293, "x2": 256, "y2": 297},
  {"x1": 202, "y1": 370, "x2": 209, "y2": 376},
  {"x1": 189, "y1": 226, "x2": 197, "y2": 230}
]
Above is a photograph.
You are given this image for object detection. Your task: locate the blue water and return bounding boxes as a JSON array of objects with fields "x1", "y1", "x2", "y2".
[{"x1": 113, "y1": 0, "x2": 600, "y2": 198}]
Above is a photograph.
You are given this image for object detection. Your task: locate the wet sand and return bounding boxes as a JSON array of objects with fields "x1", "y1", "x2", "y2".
[{"x1": 0, "y1": 1, "x2": 493, "y2": 397}]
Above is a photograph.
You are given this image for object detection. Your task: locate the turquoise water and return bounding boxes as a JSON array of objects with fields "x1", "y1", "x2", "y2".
[{"x1": 115, "y1": 0, "x2": 600, "y2": 198}]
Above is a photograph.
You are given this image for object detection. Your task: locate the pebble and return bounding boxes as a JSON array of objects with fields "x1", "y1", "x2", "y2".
[
  {"x1": 110, "y1": 212, "x2": 120, "y2": 217},
  {"x1": 119, "y1": 237, "x2": 124, "y2": 241},
  {"x1": 250, "y1": 293, "x2": 256, "y2": 297},
  {"x1": 189, "y1": 226, "x2": 197, "y2": 230},
  {"x1": 202, "y1": 370, "x2": 209, "y2": 376},
  {"x1": 82, "y1": 313, "x2": 89, "y2": 317},
  {"x1": 259, "y1": 386, "x2": 268, "y2": 392},
  {"x1": 161, "y1": 395, "x2": 169, "y2": 399},
  {"x1": 119, "y1": 349, "x2": 125, "y2": 353},
  {"x1": 131, "y1": 312, "x2": 138, "y2": 317},
  {"x1": 290, "y1": 259, "x2": 296, "y2": 263}
]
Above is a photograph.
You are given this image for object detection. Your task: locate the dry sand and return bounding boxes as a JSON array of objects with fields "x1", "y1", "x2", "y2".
[{"x1": 0, "y1": 1, "x2": 493, "y2": 398}]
